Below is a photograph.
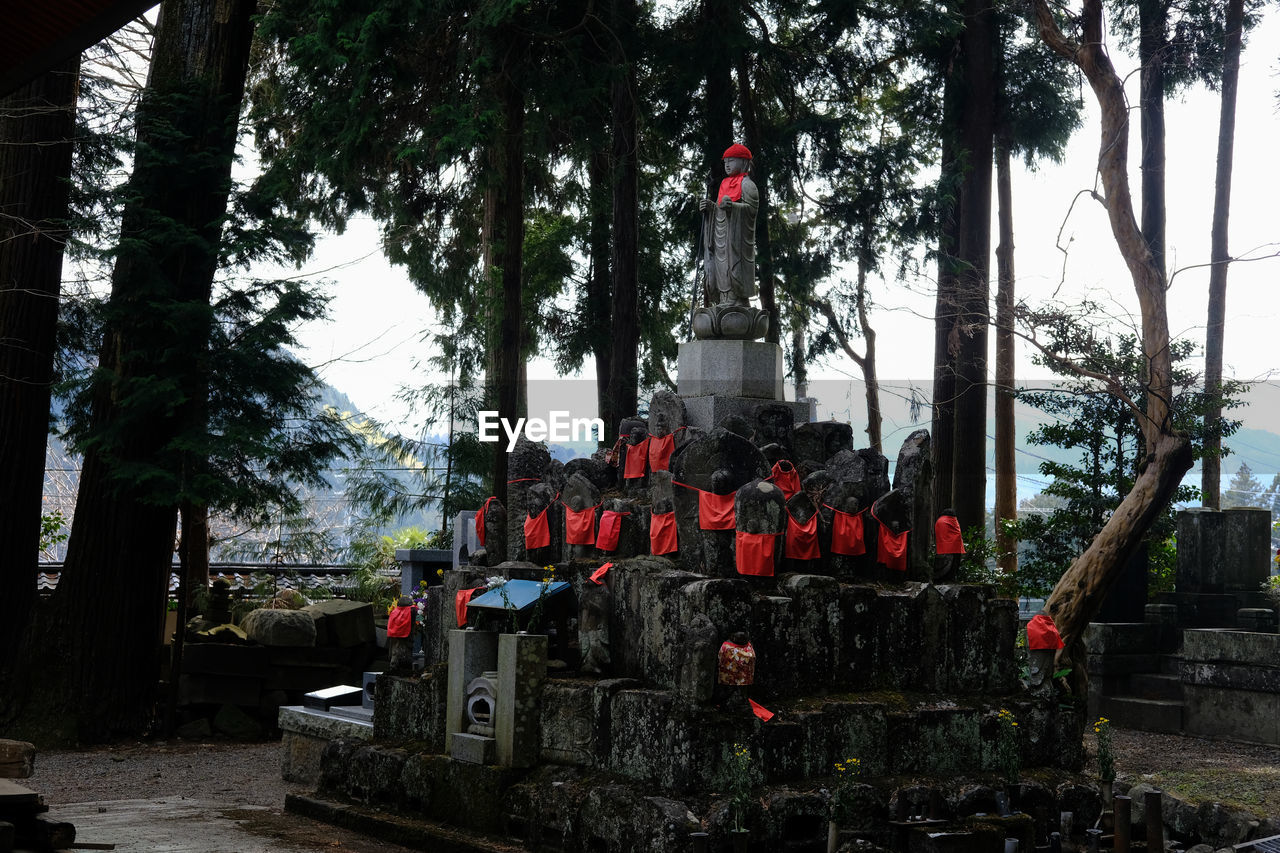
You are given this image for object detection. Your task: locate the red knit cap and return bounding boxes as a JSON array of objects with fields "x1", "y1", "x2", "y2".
[{"x1": 722, "y1": 143, "x2": 752, "y2": 160}]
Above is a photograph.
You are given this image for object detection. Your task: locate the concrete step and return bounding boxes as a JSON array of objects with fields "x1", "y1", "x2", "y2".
[
  {"x1": 1129, "y1": 672, "x2": 1183, "y2": 701},
  {"x1": 1097, "y1": 695, "x2": 1183, "y2": 734}
]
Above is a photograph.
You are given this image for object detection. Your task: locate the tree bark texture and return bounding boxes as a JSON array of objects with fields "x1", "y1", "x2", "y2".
[
  {"x1": 54, "y1": 0, "x2": 258, "y2": 742},
  {"x1": 606, "y1": 0, "x2": 639, "y2": 435},
  {"x1": 1138, "y1": 0, "x2": 1167, "y2": 276},
  {"x1": 1033, "y1": 0, "x2": 1187, "y2": 663},
  {"x1": 994, "y1": 144, "x2": 1018, "y2": 573},
  {"x1": 931, "y1": 121, "x2": 960, "y2": 516},
  {"x1": 493, "y1": 69, "x2": 525, "y2": 506},
  {"x1": 587, "y1": 151, "x2": 614, "y2": 439},
  {"x1": 701, "y1": 0, "x2": 734, "y2": 208},
  {"x1": 1201, "y1": 0, "x2": 1244, "y2": 509},
  {"x1": 0, "y1": 58, "x2": 78, "y2": 705},
  {"x1": 949, "y1": 0, "x2": 996, "y2": 533},
  {"x1": 736, "y1": 56, "x2": 777, "y2": 344}
]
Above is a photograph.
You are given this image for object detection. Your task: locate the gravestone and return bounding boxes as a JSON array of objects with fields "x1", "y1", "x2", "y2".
[
  {"x1": 793, "y1": 421, "x2": 854, "y2": 465},
  {"x1": 670, "y1": 428, "x2": 770, "y2": 576},
  {"x1": 735, "y1": 477, "x2": 787, "y2": 578},
  {"x1": 753, "y1": 402, "x2": 795, "y2": 453},
  {"x1": 820, "y1": 482, "x2": 866, "y2": 578},
  {"x1": 579, "y1": 581, "x2": 612, "y2": 675},
  {"x1": 872, "y1": 489, "x2": 921, "y2": 581},
  {"x1": 524, "y1": 482, "x2": 561, "y2": 566},
  {"x1": 891, "y1": 429, "x2": 933, "y2": 576},
  {"x1": 561, "y1": 473, "x2": 602, "y2": 561},
  {"x1": 674, "y1": 613, "x2": 719, "y2": 704},
  {"x1": 828, "y1": 448, "x2": 891, "y2": 516},
  {"x1": 564, "y1": 455, "x2": 613, "y2": 492},
  {"x1": 782, "y1": 491, "x2": 823, "y2": 574},
  {"x1": 507, "y1": 437, "x2": 551, "y2": 562},
  {"x1": 648, "y1": 390, "x2": 689, "y2": 447},
  {"x1": 474, "y1": 498, "x2": 508, "y2": 567}
]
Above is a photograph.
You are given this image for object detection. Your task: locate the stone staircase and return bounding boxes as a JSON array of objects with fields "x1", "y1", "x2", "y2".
[{"x1": 1086, "y1": 622, "x2": 1184, "y2": 734}]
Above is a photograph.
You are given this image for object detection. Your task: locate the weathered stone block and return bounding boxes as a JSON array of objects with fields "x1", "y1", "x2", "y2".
[
  {"x1": 877, "y1": 584, "x2": 947, "y2": 691},
  {"x1": 1176, "y1": 508, "x2": 1227, "y2": 594},
  {"x1": 451, "y1": 732, "x2": 496, "y2": 765},
  {"x1": 796, "y1": 700, "x2": 891, "y2": 778},
  {"x1": 397, "y1": 752, "x2": 521, "y2": 830},
  {"x1": 888, "y1": 706, "x2": 985, "y2": 774},
  {"x1": 1183, "y1": 627, "x2": 1280, "y2": 664},
  {"x1": 496, "y1": 631, "x2": 547, "y2": 768},
  {"x1": 302, "y1": 599, "x2": 375, "y2": 647},
  {"x1": 0, "y1": 740, "x2": 35, "y2": 779},
  {"x1": 677, "y1": 339, "x2": 784, "y2": 399},
  {"x1": 1223, "y1": 507, "x2": 1271, "y2": 592},
  {"x1": 373, "y1": 668, "x2": 446, "y2": 750},
  {"x1": 540, "y1": 682, "x2": 599, "y2": 767},
  {"x1": 1184, "y1": 683, "x2": 1280, "y2": 745},
  {"x1": 835, "y1": 584, "x2": 879, "y2": 689},
  {"x1": 445, "y1": 629, "x2": 498, "y2": 753},
  {"x1": 1084, "y1": 622, "x2": 1164, "y2": 655},
  {"x1": 610, "y1": 560, "x2": 701, "y2": 686},
  {"x1": 1238, "y1": 607, "x2": 1279, "y2": 633},
  {"x1": 242, "y1": 608, "x2": 317, "y2": 647}
]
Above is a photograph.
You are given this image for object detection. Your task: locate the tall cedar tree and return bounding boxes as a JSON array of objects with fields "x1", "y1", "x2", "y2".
[
  {"x1": 0, "y1": 59, "x2": 79, "y2": 704},
  {"x1": 52, "y1": 0, "x2": 258, "y2": 742}
]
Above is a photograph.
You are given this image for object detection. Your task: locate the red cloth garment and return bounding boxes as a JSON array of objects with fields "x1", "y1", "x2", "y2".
[
  {"x1": 717, "y1": 640, "x2": 756, "y2": 685},
  {"x1": 387, "y1": 605, "x2": 414, "y2": 639},
  {"x1": 735, "y1": 530, "x2": 777, "y2": 577},
  {"x1": 784, "y1": 510, "x2": 821, "y2": 560},
  {"x1": 935, "y1": 515, "x2": 966, "y2": 555},
  {"x1": 748, "y1": 699, "x2": 774, "y2": 722},
  {"x1": 455, "y1": 588, "x2": 481, "y2": 628},
  {"x1": 871, "y1": 509, "x2": 908, "y2": 571},
  {"x1": 650, "y1": 510, "x2": 678, "y2": 555},
  {"x1": 718, "y1": 174, "x2": 745, "y2": 203},
  {"x1": 475, "y1": 496, "x2": 496, "y2": 547},
  {"x1": 589, "y1": 563, "x2": 612, "y2": 585},
  {"x1": 524, "y1": 505, "x2": 551, "y2": 550},
  {"x1": 769, "y1": 460, "x2": 801, "y2": 500},
  {"x1": 1027, "y1": 613, "x2": 1065, "y2": 650},
  {"x1": 596, "y1": 510, "x2": 624, "y2": 551},
  {"x1": 564, "y1": 504, "x2": 597, "y2": 546},
  {"x1": 698, "y1": 491, "x2": 736, "y2": 530},
  {"x1": 623, "y1": 437, "x2": 650, "y2": 479},
  {"x1": 828, "y1": 507, "x2": 866, "y2": 556},
  {"x1": 648, "y1": 432, "x2": 676, "y2": 472}
]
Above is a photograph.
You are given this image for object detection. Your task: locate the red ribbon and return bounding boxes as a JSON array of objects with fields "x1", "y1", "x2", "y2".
[
  {"x1": 596, "y1": 510, "x2": 625, "y2": 551},
  {"x1": 718, "y1": 173, "x2": 745, "y2": 203},
  {"x1": 826, "y1": 506, "x2": 866, "y2": 557},
  {"x1": 564, "y1": 504, "x2": 597, "y2": 546},
  {"x1": 524, "y1": 504, "x2": 551, "y2": 550},
  {"x1": 589, "y1": 562, "x2": 612, "y2": 585},
  {"x1": 697, "y1": 491, "x2": 736, "y2": 530},
  {"x1": 871, "y1": 507, "x2": 908, "y2": 571},
  {"x1": 748, "y1": 698, "x2": 775, "y2": 722},
  {"x1": 768, "y1": 460, "x2": 801, "y2": 500},
  {"x1": 455, "y1": 587, "x2": 482, "y2": 627},
  {"x1": 475, "y1": 496, "x2": 497, "y2": 547},
  {"x1": 934, "y1": 515, "x2": 966, "y2": 555},
  {"x1": 650, "y1": 510, "x2": 678, "y2": 555},
  {"x1": 623, "y1": 436, "x2": 650, "y2": 479},
  {"x1": 647, "y1": 433, "x2": 676, "y2": 472},
  {"x1": 784, "y1": 510, "x2": 821, "y2": 560},
  {"x1": 735, "y1": 530, "x2": 777, "y2": 577},
  {"x1": 1027, "y1": 613, "x2": 1065, "y2": 650}
]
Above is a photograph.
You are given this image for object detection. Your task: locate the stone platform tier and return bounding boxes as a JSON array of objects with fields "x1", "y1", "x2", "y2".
[
  {"x1": 676, "y1": 339, "x2": 810, "y2": 431},
  {"x1": 442, "y1": 559, "x2": 1019, "y2": 700}
]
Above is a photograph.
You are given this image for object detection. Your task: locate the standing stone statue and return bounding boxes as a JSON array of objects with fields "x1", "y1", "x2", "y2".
[{"x1": 693, "y1": 144, "x2": 769, "y2": 340}]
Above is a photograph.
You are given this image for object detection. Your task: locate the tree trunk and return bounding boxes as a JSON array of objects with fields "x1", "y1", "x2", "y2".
[
  {"x1": 1033, "y1": 0, "x2": 1184, "y2": 671},
  {"x1": 701, "y1": 0, "x2": 734, "y2": 203},
  {"x1": 0, "y1": 57, "x2": 78, "y2": 714},
  {"x1": 1201, "y1": 0, "x2": 1244, "y2": 509},
  {"x1": 606, "y1": 0, "x2": 639, "y2": 433},
  {"x1": 950, "y1": 0, "x2": 996, "y2": 533},
  {"x1": 587, "y1": 151, "x2": 614, "y2": 439},
  {"x1": 736, "y1": 56, "x2": 778, "y2": 344},
  {"x1": 51, "y1": 0, "x2": 258, "y2": 742},
  {"x1": 791, "y1": 307, "x2": 808, "y2": 400},
  {"x1": 994, "y1": 143, "x2": 1018, "y2": 573},
  {"x1": 932, "y1": 129, "x2": 960, "y2": 514},
  {"x1": 493, "y1": 69, "x2": 524, "y2": 506},
  {"x1": 1138, "y1": 0, "x2": 1167, "y2": 276},
  {"x1": 855, "y1": 265, "x2": 883, "y2": 454}
]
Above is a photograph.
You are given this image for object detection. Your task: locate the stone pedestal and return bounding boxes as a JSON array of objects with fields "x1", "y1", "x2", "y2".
[
  {"x1": 677, "y1": 340, "x2": 809, "y2": 432},
  {"x1": 496, "y1": 632, "x2": 547, "y2": 768},
  {"x1": 1176, "y1": 508, "x2": 1226, "y2": 594},
  {"x1": 446, "y1": 629, "x2": 499, "y2": 754},
  {"x1": 1223, "y1": 507, "x2": 1271, "y2": 591}
]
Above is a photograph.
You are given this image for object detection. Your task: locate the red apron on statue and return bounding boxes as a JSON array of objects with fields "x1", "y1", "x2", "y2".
[
  {"x1": 623, "y1": 437, "x2": 650, "y2": 479},
  {"x1": 735, "y1": 530, "x2": 777, "y2": 577},
  {"x1": 718, "y1": 173, "x2": 746, "y2": 203},
  {"x1": 1027, "y1": 613, "x2": 1065, "y2": 650},
  {"x1": 475, "y1": 496, "x2": 497, "y2": 547},
  {"x1": 828, "y1": 507, "x2": 866, "y2": 556},
  {"x1": 455, "y1": 587, "x2": 481, "y2": 627},
  {"x1": 524, "y1": 505, "x2": 551, "y2": 550},
  {"x1": 387, "y1": 604, "x2": 414, "y2": 639},
  {"x1": 650, "y1": 510, "x2": 678, "y2": 555},
  {"x1": 564, "y1": 504, "x2": 597, "y2": 546},
  {"x1": 647, "y1": 433, "x2": 676, "y2": 472},
  {"x1": 698, "y1": 491, "x2": 736, "y2": 530},
  {"x1": 596, "y1": 510, "x2": 624, "y2": 551},
  {"x1": 769, "y1": 460, "x2": 801, "y2": 500},
  {"x1": 876, "y1": 521, "x2": 908, "y2": 571},
  {"x1": 784, "y1": 510, "x2": 821, "y2": 560},
  {"x1": 934, "y1": 515, "x2": 966, "y2": 555}
]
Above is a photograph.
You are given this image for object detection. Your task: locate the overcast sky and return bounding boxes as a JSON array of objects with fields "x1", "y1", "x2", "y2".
[{"x1": 272, "y1": 14, "x2": 1280, "y2": 438}]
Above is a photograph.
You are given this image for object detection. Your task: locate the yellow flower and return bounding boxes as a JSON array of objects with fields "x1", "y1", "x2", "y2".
[{"x1": 436, "y1": 569, "x2": 444, "y2": 577}]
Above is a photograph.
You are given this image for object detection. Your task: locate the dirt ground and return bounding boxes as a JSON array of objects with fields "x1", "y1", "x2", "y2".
[{"x1": 23, "y1": 728, "x2": 1280, "y2": 851}]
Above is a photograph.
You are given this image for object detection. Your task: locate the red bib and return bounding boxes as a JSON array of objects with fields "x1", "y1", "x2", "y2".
[
  {"x1": 1027, "y1": 613, "x2": 1065, "y2": 650},
  {"x1": 829, "y1": 508, "x2": 866, "y2": 556},
  {"x1": 877, "y1": 522, "x2": 908, "y2": 571},
  {"x1": 736, "y1": 530, "x2": 777, "y2": 577},
  {"x1": 650, "y1": 510, "x2": 678, "y2": 555},
  {"x1": 648, "y1": 433, "x2": 676, "y2": 472},
  {"x1": 769, "y1": 461, "x2": 801, "y2": 500},
  {"x1": 698, "y1": 491, "x2": 736, "y2": 530},
  {"x1": 565, "y1": 505, "x2": 597, "y2": 546},
  {"x1": 387, "y1": 605, "x2": 414, "y2": 639},
  {"x1": 455, "y1": 587, "x2": 481, "y2": 627},
  {"x1": 524, "y1": 505, "x2": 551, "y2": 550},
  {"x1": 596, "y1": 510, "x2": 624, "y2": 551},
  {"x1": 475, "y1": 496, "x2": 497, "y2": 546},
  {"x1": 718, "y1": 174, "x2": 745, "y2": 203},
  {"x1": 935, "y1": 515, "x2": 966, "y2": 555},
  {"x1": 623, "y1": 437, "x2": 650, "y2": 479},
  {"x1": 784, "y1": 510, "x2": 821, "y2": 560}
]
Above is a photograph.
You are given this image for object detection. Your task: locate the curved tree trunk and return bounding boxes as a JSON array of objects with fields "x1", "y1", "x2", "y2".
[
  {"x1": 1033, "y1": 0, "x2": 1187, "y2": 669},
  {"x1": 0, "y1": 58, "x2": 79, "y2": 721},
  {"x1": 1201, "y1": 0, "x2": 1245, "y2": 509},
  {"x1": 994, "y1": 143, "x2": 1018, "y2": 573}
]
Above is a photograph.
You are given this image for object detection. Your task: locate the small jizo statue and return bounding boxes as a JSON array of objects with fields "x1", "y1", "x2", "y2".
[
  {"x1": 717, "y1": 631, "x2": 756, "y2": 686},
  {"x1": 387, "y1": 594, "x2": 415, "y2": 673},
  {"x1": 933, "y1": 507, "x2": 965, "y2": 581}
]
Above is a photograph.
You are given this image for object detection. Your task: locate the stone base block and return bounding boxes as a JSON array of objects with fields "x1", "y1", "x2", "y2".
[
  {"x1": 677, "y1": 339, "x2": 785, "y2": 399},
  {"x1": 451, "y1": 733, "x2": 496, "y2": 765},
  {"x1": 680, "y1": 394, "x2": 810, "y2": 433},
  {"x1": 278, "y1": 705, "x2": 373, "y2": 784}
]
